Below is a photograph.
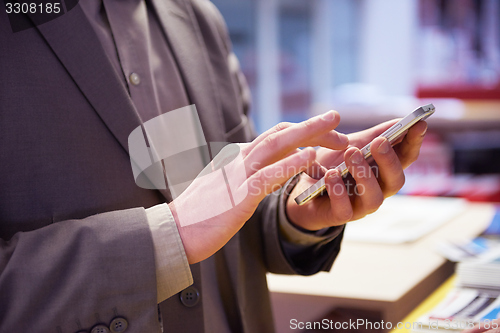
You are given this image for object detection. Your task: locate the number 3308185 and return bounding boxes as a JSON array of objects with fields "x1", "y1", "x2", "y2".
[{"x1": 5, "y1": 2, "x2": 61, "y2": 14}]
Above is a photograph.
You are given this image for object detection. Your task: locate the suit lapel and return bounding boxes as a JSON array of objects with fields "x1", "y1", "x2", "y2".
[
  {"x1": 34, "y1": 5, "x2": 141, "y2": 155},
  {"x1": 150, "y1": 0, "x2": 226, "y2": 144},
  {"x1": 33, "y1": 5, "x2": 179, "y2": 200},
  {"x1": 32, "y1": 0, "x2": 232, "y2": 205}
]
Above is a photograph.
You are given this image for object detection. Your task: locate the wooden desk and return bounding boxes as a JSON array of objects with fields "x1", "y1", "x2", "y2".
[{"x1": 267, "y1": 202, "x2": 495, "y2": 332}]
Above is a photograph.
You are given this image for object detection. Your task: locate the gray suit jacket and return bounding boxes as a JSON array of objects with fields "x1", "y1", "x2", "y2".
[{"x1": 0, "y1": 0, "x2": 344, "y2": 332}]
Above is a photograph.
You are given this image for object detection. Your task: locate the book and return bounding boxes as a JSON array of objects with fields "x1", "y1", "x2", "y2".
[{"x1": 414, "y1": 288, "x2": 500, "y2": 333}]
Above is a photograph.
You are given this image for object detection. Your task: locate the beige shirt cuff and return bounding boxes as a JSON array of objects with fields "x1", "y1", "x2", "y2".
[{"x1": 145, "y1": 203, "x2": 193, "y2": 303}]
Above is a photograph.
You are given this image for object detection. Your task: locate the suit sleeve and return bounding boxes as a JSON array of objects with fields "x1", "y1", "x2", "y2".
[
  {"x1": 0, "y1": 208, "x2": 163, "y2": 333},
  {"x1": 256, "y1": 191, "x2": 344, "y2": 276},
  {"x1": 198, "y1": 0, "x2": 345, "y2": 276}
]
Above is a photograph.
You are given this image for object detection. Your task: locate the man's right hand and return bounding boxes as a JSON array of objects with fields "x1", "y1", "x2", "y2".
[{"x1": 169, "y1": 111, "x2": 349, "y2": 264}]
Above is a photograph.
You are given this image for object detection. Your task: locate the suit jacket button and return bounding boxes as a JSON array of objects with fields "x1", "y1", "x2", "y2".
[
  {"x1": 180, "y1": 286, "x2": 200, "y2": 307},
  {"x1": 110, "y1": 317, "x2": 129, "y2": 332},
  {"x1": 90, "y1": 324, "x2": 110, "y2": 333}
]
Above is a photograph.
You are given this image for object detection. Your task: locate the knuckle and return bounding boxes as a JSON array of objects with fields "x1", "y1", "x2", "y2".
[
  {"x1": 410, "y1": 150, "x2": 421, "y2": 163},
  {"x1": 386, "y1": 174, "x2": 405, "y2": 197},
  {"x1": 284, "y1": 159, "x2": 304, "y2": 178},
  {"x1": 249, "y1": 172, "x2": 262, "y2": 188},
  {"x1": 302, "y1": 118, "x2": 314, "y2": 130},
  {"x1": 395, "y1": 173, "x2": 406, "y2": 191},
  {"x1": 263, "y1": 133, "x2": 280, "y2": 151},
  {"x1": 335, "y1": 209, "x2": 353, "y2": 224},
  {"x1": 254, "y1": 171, "x2": 269, "y2": 192},
  {"x1": 275, "y1": 121, "x2": 291, "y2": 132},
  {"x1": 374, "y1": 192, "x2": 384, "y2": 207},
  {"x1": 366, "y1": 193, "x2": 384, "y2": 214},
  {"x1": 401, "y1": 151, "x2": 419, "y2": 169},
  {"x1": 239, "y1": 142, "x2": 251, "y2": 152},
  {"x1": 245, "y1": 160, "x2": 262, "y2": 176}
]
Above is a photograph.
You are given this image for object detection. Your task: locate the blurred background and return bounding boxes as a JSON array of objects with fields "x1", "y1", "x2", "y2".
[{"x1": 211, "y1": 0, "x2": 500, "y2": 203}]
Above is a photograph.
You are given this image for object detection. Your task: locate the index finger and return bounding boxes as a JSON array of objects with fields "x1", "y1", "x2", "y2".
[
  {"x1": 245, "y1": 111, "x2": 349, "y2": 170},
  {"x1": 348, "y1": 119, "x2": 400, "y2": 149}
]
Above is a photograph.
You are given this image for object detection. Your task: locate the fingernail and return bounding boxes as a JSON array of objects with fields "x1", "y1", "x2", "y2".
[
  {"x1": 321, "y1": 110, "x2": 335, "y2": 121},
  {"x1": 329, "y1": 169, "x2": 340, "y2": 180},
  {"x1": 300, "y1": 148, "x2": 311, "y2": 160},
  {"x1": 421, "y1": 125, "x2": 428, "y2": 137},
  {"x1": 349, "y1": 150, "x2": 363, "y2": 165},
  {"x1": 377, "y1": 138, "x2": 390, "y2": 154}
]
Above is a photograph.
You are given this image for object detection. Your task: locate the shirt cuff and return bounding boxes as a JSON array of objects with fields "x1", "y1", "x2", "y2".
[
  {"x1": 145, "y1": 203, "x2": 193, "y2": 303},
  {"x1": 278, "y1": 174, "x2": 344, "y2": 247}
]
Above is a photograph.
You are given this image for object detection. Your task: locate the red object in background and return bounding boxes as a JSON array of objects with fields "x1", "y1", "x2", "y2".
[
  {"x1": 417, "y1": 84, "x2": 500, "y2": 100},
  {"x1": 460, "y1": 177, "x2": 500, "y2": 203},
  {"x1": 404, "y1": 174, "x2": 500, "y2": 203},
  {"x1": 466, "y1": 192, "x2": 500, "y2": 203}
]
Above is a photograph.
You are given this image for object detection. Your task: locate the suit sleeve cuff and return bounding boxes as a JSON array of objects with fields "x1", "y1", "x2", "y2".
[
  {"x1": 145, "y1": 203, "x2": 193, "y2": 303},
  {"x1": 278, "y1": 174, "x2": 344, "y2": 247}
]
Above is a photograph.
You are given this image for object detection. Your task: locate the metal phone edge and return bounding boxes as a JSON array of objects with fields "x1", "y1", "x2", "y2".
[{"x1": 294, "y1": 104, "x2": 435, "y2": 205}]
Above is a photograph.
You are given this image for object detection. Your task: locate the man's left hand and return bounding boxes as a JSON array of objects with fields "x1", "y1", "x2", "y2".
[{"x1": 285, "y1": 119, "x2": 428, "y2": 231}]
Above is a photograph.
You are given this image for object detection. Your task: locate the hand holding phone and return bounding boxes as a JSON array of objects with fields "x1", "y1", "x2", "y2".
[{"x1": 294, "y1": 104, "x2": 435, "y2": 205}]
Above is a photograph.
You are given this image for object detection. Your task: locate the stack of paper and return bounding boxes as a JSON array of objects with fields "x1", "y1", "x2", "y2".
[{"x1": 457, "y1": 247, "x2": 500, "y2": 290}]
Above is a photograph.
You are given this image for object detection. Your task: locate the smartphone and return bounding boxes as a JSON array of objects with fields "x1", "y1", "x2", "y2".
[{"x1": 294, "y1": 103, "x2": 435, "y2": 205}]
